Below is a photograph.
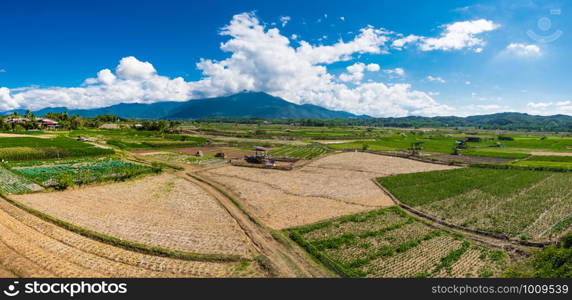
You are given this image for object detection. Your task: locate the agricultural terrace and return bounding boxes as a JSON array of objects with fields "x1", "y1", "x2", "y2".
[
  {"x1": 0, "y1": 167, "x2": 43, "y2": 194},
  {"x1": 269, "y1": 144, "x2": 333, "y2": 160},
  {"x1": 13, "y1": 173, "x2": 257, "y2": 256},
  {"x1": 0, "y1": 136, "x2": 113, "y2": 161},
  {"x1": 11, "y1": 157, "x2": 159, "y2": 187},
  {"x1": 289, "y1": 207, "x2": 508, "y2": 278},
  {"x1": 0, "y1": 197, "x2": 264, "y2": 277},
  {"x1": 379, "y1": 168, "x2": 572, "y2": 242},
  {"x1": 199, "y1": 152, "x2": 456, "y2": 229}
]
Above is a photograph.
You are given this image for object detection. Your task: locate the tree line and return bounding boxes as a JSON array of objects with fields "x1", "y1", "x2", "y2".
[{"x1": 0, "y1": 111, "x2": 180, "y2": 132}]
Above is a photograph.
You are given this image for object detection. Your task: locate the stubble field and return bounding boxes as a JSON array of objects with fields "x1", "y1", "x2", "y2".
[
  {"x1": 289, "y1": 206, "x2": 508, "y2": 278},
  {"x1": 13, "y1": 173, "x2": 256, "y2": 256},
  {"x1": 0, "y1": 198, "x2": 265, "y2": 278},
  {"x1": 199, "y1": 152, "x2": 456, "y2": 229}
]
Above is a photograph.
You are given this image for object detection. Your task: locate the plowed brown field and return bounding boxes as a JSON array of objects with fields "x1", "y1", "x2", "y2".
[
  {"x1": 199, "y1": 152, "x2": 456, "y2": 229},
  {"x1": 13, "y1": 173, "x2": 256, "y2": 256},
  {"x1": 0, "y1": 199, "x2": 265, "y2": 278}
]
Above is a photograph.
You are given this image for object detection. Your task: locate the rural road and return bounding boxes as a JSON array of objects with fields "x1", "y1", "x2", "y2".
[{"x1": 181, "y1": 168, "x2": 333, "y2": 278}]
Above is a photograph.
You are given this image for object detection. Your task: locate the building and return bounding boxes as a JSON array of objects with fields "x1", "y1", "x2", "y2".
[
  {"x1": 38, "y1": 118, "x2": 59, "y2": 129},
  {"x1": 4, "y1": 117, "x2": 30, "y2": 124}
]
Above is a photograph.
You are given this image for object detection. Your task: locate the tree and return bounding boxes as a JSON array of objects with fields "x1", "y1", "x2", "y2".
[
  {"x1": 505, "y1": 232, "x2": 572, "y2": 278},
  {"x1": 70, "y1": 115, "x2": 84, "y2": 130}
]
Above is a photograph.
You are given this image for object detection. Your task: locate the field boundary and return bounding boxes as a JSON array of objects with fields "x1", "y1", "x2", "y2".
[
  {"x1": 339, "y1": 149, "x2": 467, "y2": 167},
  {"x1": 470, "y1": 163, "x2": 572, "y2": 173},
  {"x1": 0, "y1": 193, "x2": 248, "y2": 263},
  {"x1": 187, "y1": 171, "x2": 337, "y2": 278},
  {"x1": 229, "y1": 160, "x2": 294, "y2": 171},
  {"x1": 371, "y1": 179, "x2": 555, "y2": 248},
  {"x1": 286, "y1": 206, "x2": 516, "y2": 278}
]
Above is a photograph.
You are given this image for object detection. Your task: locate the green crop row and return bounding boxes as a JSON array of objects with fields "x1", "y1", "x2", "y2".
[
  {"x1": 270, "y1": 144, "x2": 333, "y2": 159},
  {"x1": 287, "y1": 206, "x2": 506, "y2": 278},
  {"x1": 0, "y1": 137, "x2": 113, "y2": 161},
  {"x1": 379, "y1": 167, "x2": 572, "y2": 241},
  {"x1": 14, "y1": 158, "x2": 159, "y2": 189},
  {"x1": 0, "y1": 166, "x2": 39, "y2": 194}
]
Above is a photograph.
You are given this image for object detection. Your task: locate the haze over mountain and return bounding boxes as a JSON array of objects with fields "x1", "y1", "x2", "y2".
[
  {"x1": 4, "y1": 91, "x2": 572, "y2": 131},
  {"x1": 4, "y1": 92, "x2": 360, "y2": 120}
]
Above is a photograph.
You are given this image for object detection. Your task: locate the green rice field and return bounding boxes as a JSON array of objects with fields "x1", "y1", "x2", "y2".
[{"x1": 379, "y1": 168, "x2": 572, "y2": 241}]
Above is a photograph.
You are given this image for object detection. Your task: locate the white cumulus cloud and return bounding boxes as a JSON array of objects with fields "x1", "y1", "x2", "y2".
[
  {"x1": 505, "y1": 43, "x2": 541, "y2": 57},
  {"x1": 1, "y1": 56, "x2": 192, "y2": 111},
  {"x1": 384, "y1": 68, "x2": 405, "y2": 77},
  {"x1": 279, "y1": 16, "x2": 291, "y2": 27},
  {"x1": 426, "y1": 75, "x2": 446, "y2": 83},
  {"x1": 1, "y1": 12, "x2": 456, "y2": 117},
  {"x1": 392, "y1": 34, "x2": 422, "y2": 50},
  {"x1": 419, "y1": 19, "x2": 500, "y2": 52},
  {"x1": 526, "y1": 101, "x2": 572, "y2": 115},
  {"x1": 297, "y1": 26, "x2": 390, "y2": 64},
  {"x1": 339, "y1": 63, "x2": 380, "y2": 82},
  {"x1": 366, "y1": 63, "x2": 380, "y2": 72}
]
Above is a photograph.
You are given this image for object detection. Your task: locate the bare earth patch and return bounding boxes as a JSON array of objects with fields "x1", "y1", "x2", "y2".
[
  {"x1": 0, "y1": 199, "x2": 265, "y2": 278},
  {"x1": 199, "y1": 152, "x2": 456, "y2": 229},
  {"x1": 0, "y1": 133, "x2": 55, "y2": 139},
  {"x1": 13, "y1": 173, "x2": 256, "y2": 256},
  {"x1": 531, "y1": 151, "x2": 572, "y2": 157}
]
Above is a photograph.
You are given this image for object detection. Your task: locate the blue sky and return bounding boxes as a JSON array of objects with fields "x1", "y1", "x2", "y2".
[{"x1": 1, "y1": 0, "x2": 571, "y2": 117}]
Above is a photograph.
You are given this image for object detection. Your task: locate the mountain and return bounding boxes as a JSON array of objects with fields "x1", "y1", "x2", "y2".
[
  {"x1": 326, "y1": 113, "x2": 572, "y2": 132},
  {"x1": 167, "y1": 92, "x2": 358, "y2": 119},
  {"x1": 3, "y1": 92, "x2": 360, "y2": 120},
  {"x1": 4, "y1": 94, "x2": 572, "y2": 131}
]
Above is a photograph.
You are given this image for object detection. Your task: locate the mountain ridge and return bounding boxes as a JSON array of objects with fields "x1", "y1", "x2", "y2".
[
  {"x1": 3, "y1": 92, "x2": 361, "y2": 120},
  {"x1": 3, "y1": 92, "x2": 572, "y2": 132}
]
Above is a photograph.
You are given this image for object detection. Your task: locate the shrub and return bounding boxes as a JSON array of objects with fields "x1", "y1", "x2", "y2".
[
  {"x1": 505, "y1": 232, "x2": 572, "y2": 278},
  {"x1": 54, "y1": 173, "x2": 74, "y2": 190}
]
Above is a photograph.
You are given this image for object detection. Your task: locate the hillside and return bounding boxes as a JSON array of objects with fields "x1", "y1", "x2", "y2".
[
  {"x1": 4, "y1": 94, "x2": 572, "y2": 131},
  {"x1": 311, "y1": 113, "x2": 572, "y2": 132},
  {"x1": 4, "y1": 92, "x2": 358, "y2": 120}
]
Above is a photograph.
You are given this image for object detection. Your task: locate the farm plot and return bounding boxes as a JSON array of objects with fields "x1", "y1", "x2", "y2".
[
  {"x1": 0, "y1": 167, "x2": 43, "y2": 194},
  {"x1": 510, "y1": 155, "x2": 572, "y2": 170},
  {"x1": 269, "y1": 145, "x2": 333, "y2": 159},
  {"x1": 12, "y1": 158, "x2": 158, "y2": 187},
  {"x1": 289, "y1": 207, "x2": 507, "y2": 278},
  {"x1": 379, "y1": 167, "x2": 572, "y2": 241},
  {"x1": 0, "y1": 137, "x2": 114, "y2": 161},
  {"x1": 199, "y1": 152, "x2": 456, "y2": 229},
  {"x1": 69, "y1": 129, "x2": 208, "y2": 150},
  {"x1": 137, "y1": 151, "x2": 226, "y2": 167},
  {"x1": 12, "y1": 173, "x2": 256, "y2": 256},
  {"x1": 0, "y1": 197, "x2": 265, "y2": 278}
]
